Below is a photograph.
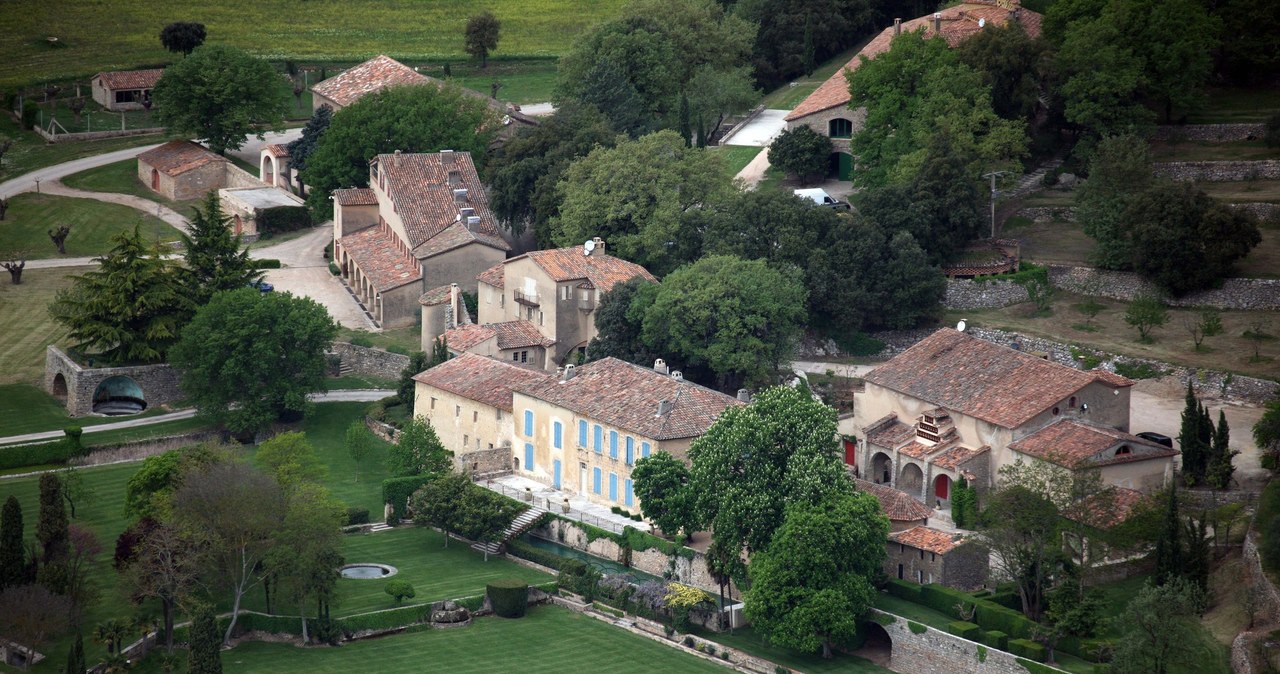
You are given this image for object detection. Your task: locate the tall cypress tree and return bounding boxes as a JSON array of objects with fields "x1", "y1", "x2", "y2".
[
  {"x1": 64, "y1": 632, "x2": 86, "y2": 674},
  {"x1": 1183, "y1": 514, "x2": 1211, "y2": 591},
  {"x1": 1209, "y1": 410, "x2": 1237, "y2": 490},
  {"x1": 188, "y1": 604, "x2": 223, "y2": 674},
  {"x1": 0, "y1": 495, "x2": 25, "y2": 590},
  {"x1": 37, "y1": 473, "x2": 70, "y2": 593},
  {"x1": 1154, "y1": 481, "x2": 1182, "y2": 584},
  {"x1": 1177, "y1": 381, "x2": 1205, "y2": 484}
]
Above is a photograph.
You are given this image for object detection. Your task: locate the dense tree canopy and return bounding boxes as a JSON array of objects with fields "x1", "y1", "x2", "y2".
[
  {"x1": 286, "y1": 105, "x2": 333, "y2": 178},
  {"x1": 739, "y1": 0, "x2": 884, "y2": 90},
  {"x1": 585, "y1": 277, "x2": 660, "y2": 365},
  {"x1": 955, "y1": 20, "x2": 1048, "y2": 123},
  {"x1": 767, "y1": 125, "x2": 832, "y2": 184},
  {"x1": 170, "y1": 288, "x2": 336, "y2": 436},
  {"x1": 159, "y1": 22, "x2": 206, "y2": 55},
  {"x1": 152, "y1": 45, "x2": 288, "y2": 155},
  {"x1": 1111, "y1": 578, "x2": 1207, "y2": 674},
  {"x1": 300, "y1": 85, "x2": 496, "y2": 214},
  {"x1": 1077, "y1": 134, "x2": 1154, "y2": 269},
  {"x1": 978, "y1": 485, "x2": 1065, "y2": 621},
  {"x1": 386, "y1": 417, "x2": 453, "y2": 478},
  {"x1": 181, "y1": 192, "x2": 262, "y2": 305},
  {"x1": 631, "y1": 451, "x2": 696, "y2": 536}
]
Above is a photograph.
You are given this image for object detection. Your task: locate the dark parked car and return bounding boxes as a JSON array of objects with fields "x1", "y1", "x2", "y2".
[
  {"x1": 249, "y1": 281, "x2": 274, "y2": 293},
  {"x1": 1136, "y1": 431, "x2": 1173, "y2": 448}
]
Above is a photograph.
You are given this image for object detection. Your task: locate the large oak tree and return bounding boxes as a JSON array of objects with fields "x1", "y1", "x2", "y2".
[{"x1": 152, "y1": 45, "x2": 288, "y2": 155}]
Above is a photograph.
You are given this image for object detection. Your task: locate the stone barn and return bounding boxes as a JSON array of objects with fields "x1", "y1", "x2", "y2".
[
  {"x1": 45, "y1": 346, "x2": 183, "y2": 417},
  {"x1": 136, "y1": 140, "x2": 229, "y2": 201},
  {"x1": 91, "y1": 69, "x2": 163, "y2": 112},
  {"x1": 885, "y1": 526, "x2": 988, "y2": 590}
]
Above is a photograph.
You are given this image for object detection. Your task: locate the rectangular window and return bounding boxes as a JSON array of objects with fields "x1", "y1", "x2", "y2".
[
  {"x1": 641, "y1": 442, "x2": 651, "y2": 459},
  {"x1": 593, "y1": 467, "x2": 602, "y2": 494},
  {"x1": 473, "y1": 411, "x2": 478, "y2": 423},
  {"x1": 430, "y1": 397, "x2": 436, "y2": 410},
  {"x1": 524, "y1": 443, "x2": 534, "y2": 472},
  {"x1": 609, "y1": 431, "x2": 618, "y2": 459},
  {"x1": 593, "y1": 424, "x2": 602, "y2": 453},
  {"x1": 624, "y1": 479, "x2": 634, "y2": 507},
  {"x1": 512, "y1": 352, "x2": 519, "y2": 362},
  {"x1": 609, "y1": 473, "x2": 618, "y2": 502},
  {"x1": 625, "y1": 437, "x2": 634, "y2": 465},
  {"x1": 521, "y1": 351, "x2": 528, "y2": 363},
  {"x1": 463, "y1": 434, "x2": 469, "y2": 447},
  {"x1": 578, "y1": 420, "x2": 588, "y2": 447},
  {"x1": 455, "y1": 404, "x2": 461, "y2": 417},
  {"x1": 553, "y1": 421, "x2": 563, "y2": 449},
  {"x1": 523, "y1": 410, "x2": 534, "y2": 437}
]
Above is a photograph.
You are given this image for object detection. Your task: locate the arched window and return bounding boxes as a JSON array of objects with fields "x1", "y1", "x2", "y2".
[
  {"x1": 1052, "y1": 407, "x2": 1060, "y2": 416},
  {"x1": 1116, "y1": 445, "x2": 1132, "y2": 456},
  {"x1": 1069, "y1": 396, "x2": 1077, "y2": 408},
  {"x1": 828, "y1": 118, "x2": 853, "y2": 138}
]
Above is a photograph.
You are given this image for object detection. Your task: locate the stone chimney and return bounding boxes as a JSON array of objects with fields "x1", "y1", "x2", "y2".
[
  {"x1": 465, "y1": 215, "x2": 481, "y2": 229},
  {"x1": 441, "y1": 149, "x2": 455, "y2": 164},
  {"x1": 562, "y1": 364, "x2": 577, "y2": 381},
  {"x1": 452, "y1": 188, "x2": 469, "y2": 205},
  {"x1": 736, "y1": 388, "x2": 751, "y2": 403},
  {"x1": 657, "y1": 400, "x2": 673, "y2": 416},
  {"x1": 933, "y1": 12, "x2": 941, "y2": 33},
  {"x1": 671, "y1": 371, "x2": 684, "y2": 381},
  {"x1": 894, "y1": 17, "x2": 901, "y2": 36},
  {"x1": 653, "y1": 358, "x2": 669, "y2": 375},
  {"x1": 589, "y1": 236, "x2": 605, "y2": 256},
  {"x1": 394, "y1": 149, "x2": 402, "y2": 167},
  {"x1": 449, "y1": 283, "x2": 461, "y2": 327},
  {"x1": 448, "y1": 169, "x2": 461, "y2": 186}
]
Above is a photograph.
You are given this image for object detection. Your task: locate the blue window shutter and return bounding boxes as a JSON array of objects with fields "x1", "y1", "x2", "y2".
[
  {"x1": 524, "y1": 443, "x2": 534, "y2": 472},
  {"x1": 609, "y1": 431, "x2": 618, "y2": 459},
  {"x1": 593, "y1": 425, "x2": 602, "y2": 453},
  {"x1": 578, "y1": 420, "x2": 587, "y2": 447},
  {"x1": 593, "y1": 467, "x2": 601, "y2": 494},
  {"x1": 609, "y1": 473, "x2": 618, "y2": 501},
  {"x1": 625, "y1": 437, "x2": 634, "y2": 465},
  {"x1": 624, "y1": 479, "x2": 634, "y2": 507},
  {"x1": 641, "y1": 442, "x2": 651, "y2": 458},
  {"x1": 553, "y1": 421, "x2": 562, "y2": 449},
  {"x1": 553, "y1": 459, "x2": 562, "y2": 489},
  {"x1": 523, "y1": 410, "x2": 533, "y2": 437}
]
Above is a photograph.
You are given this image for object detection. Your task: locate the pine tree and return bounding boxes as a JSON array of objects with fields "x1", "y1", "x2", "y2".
[
  {"x1": 1177, "y1": 381, "x2": 1205, "y2": 485},
  {"x1": 181, "y1": 192, "x2": 261, "y2": 305},
  {"x1": 187, "y1": 604, "x2": 222, "y2": 674},
  {"x1": 285, "y1": 104, "x2": 332, "y2": 175},
  {"x1": 1208, "y1": 410, "x2": 1238, "y2": 490},
  {"x1": 64, "y1": 632, "x2": 85, "y2": 674},
  {"x1": 1154, "y1": 481, "x2": 1182, "y2": 585},
  {"x1": 0, "y1": 495, "x2": 25, "y2": 590}
]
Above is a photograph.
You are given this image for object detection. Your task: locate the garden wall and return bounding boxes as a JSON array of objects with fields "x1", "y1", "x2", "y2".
[
  {"x1": 44, "y1": 345, "x2": 184, "y2": 417},
  {"x1": 33, "y1": 126, "x2": 163, "y2": 143},
  {"x1": 1153, "y1": 160, "x2": 1280, "y2": 182},
  {"x1": 531, "y1": 518, "x2": 727, "y2": 595},
  {"x1": 871, "y1": 609, "x2": 1069, "y2": 674},
  {"x1": 944, "y1": 278, "x2": 1029, "y2": 310},
  {"x1": 1152, "y1": 124, "x2": 1267, "y2": 142},
  {"x1": 329, "y1": 342, "x2": 411, "y2": 380},
  {"x1": 1048, "y1": 265, "x2": 1280, "y2": 311}
]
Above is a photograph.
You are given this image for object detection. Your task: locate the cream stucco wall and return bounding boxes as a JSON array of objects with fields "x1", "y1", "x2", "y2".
[
  {"x1": 475, "y1": 256, "x2": 604, "y2": 368},
  {"x1": 413, "y1": 381, "x2": 512, "y2": 461},
  {"x1": 423, "y1": 243, "x2": 505, "y2": 295}
]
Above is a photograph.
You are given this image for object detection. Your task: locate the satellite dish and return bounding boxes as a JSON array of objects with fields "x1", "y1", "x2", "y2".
[
  {"x1": 978, "y1": 17, "x2": 986, "y2": 27},
  {"x1": 583, "y1": 239, "x2": 596, "y2": 256},
  {"x1": 956, "y1": 319, "x2": 967, "y2": 332}
]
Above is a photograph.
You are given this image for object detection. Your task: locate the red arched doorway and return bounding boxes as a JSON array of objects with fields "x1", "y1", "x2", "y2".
[{"x1": 934, "y1": 474, "x2": 951, "y2": 506}]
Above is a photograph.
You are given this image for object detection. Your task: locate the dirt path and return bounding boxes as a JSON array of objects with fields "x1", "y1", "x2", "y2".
[{"x1": 44, "y1": 180, "x2": 191, "y2": 234}]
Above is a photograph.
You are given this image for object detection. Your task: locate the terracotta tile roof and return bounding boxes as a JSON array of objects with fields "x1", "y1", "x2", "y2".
[
  {"x1": 311, "y1": 55, "x2": 428, "y2": 107},
  {"x1": 855, "y1": 478, "x2": 932, "y2": 522},
  {"x1": 933, "y1": 444, "x2": 989, "y2": 471},
  {"x1": 373, "y1": 151, "x2": 511, "y2": 256},
  {"x1": 137, "y1": 140, "x2": 224, "y2": 177},
  {"x1": 413, "y1": 352, "x2": 554, "y2": 412},
  {"x1": 264, "y1": 144, "x2": 290, "y2": 158},
  {"x1": 864, "y1": 328, "x2": 1130, "y2": 429},
  {"x1": 516, "y1": 246, "x2": 656, "y2": 293},
  {"x1": 890, "y1": 526, "x2": 967, "y2": 555},
  {"x1": 865, "y1": 415, "x2": 914, "y2": 448},
  {"x1": 1063, "y1": 487, "x2": 1146, "y2": 530},
  {"x1": 899, "y1": 441, "x2": 940, "y2": 460},
  {"x1": 338, "y1": 226, "x2": 422, "y2": 291},
  {"x1": 333, "y1": 188, "x2": 378, "y2": 207},
  {"x1": 94, "y1": 69, "x2": 163, "y2": 90},
  {"x1": 493, "y1": 320, "x2": 555, "y2": 349},
  {"x1": 1009, "y1": 419, "x2": 1177, "y2": 470},
  {"x1": 476, "y1": 262, "x2": 505, "y2": 289},
  {"x1": 786, "y1": 1, "x2": 1043, "y2": 122},
  {"x1": 419, "y1": 285, "x2": 453, "y2": 306},
  {"x1": 443, "y1": 324, "x2": 497, "y2": 352},
  {"x1": 514, "y1": 357, "x2": 742, "y2": 440},
  {"x1": 1090, "y1": 369, "x2": 1134, "y2": 388}
]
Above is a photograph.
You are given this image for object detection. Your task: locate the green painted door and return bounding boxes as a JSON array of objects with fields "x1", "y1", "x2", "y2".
[{"x1": 837, "y1": 152, "x2": 853, "y2": 181}]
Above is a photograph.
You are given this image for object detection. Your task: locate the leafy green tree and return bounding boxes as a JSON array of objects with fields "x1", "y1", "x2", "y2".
[
  {"x1": 956, "y1": 20, "x2": 1048, "y2": 122},
  {"x1": 1124, "y1": 183, "x2": 1261, "y2": 296},
  {"x1": 551, "y1": 130, "x2": 734, "y2": 275},
  {"x1": 49, "y1": 225, "x2": 191, "y2": 364},
  {"x1": 1077, "y1": 134, "x2": 1152, "y2": 269},
  {"x1": 631, "y1": 452, "x2": 696, "y2": 536},
  {"x1": 152, "y1": 45, "x2": 288, "y2": 155},
  {"x1": 186, "y1": 603, "x2": 222, "y2": 674},
  {"x1": 255, "y1": 432, "x2": 327, "y2": 494},
  {"x1": 0, "y1": 496, "x2": 25, "y2": 590},
  {"x1": 1217, "y1": 0, "x2": 1280, "y2": 84},
  {"x1": 1153, "y1": 481, "x2": 1182, "y2": 585},
  {"x1": 159, "y1": 22, "x2": 206, "y2": 55},
  {"x1": 387, "y1": 416, "x2": 453, "y2": 478},
  {"x1": 384, "y1": 580, "x2": 416, "y2": 605},
  {"x1": 181, "y1": 192, "x2": 262, "y2": 305},
  {"x1": 746, "y1": 491, "x2": 887, "y2": 658},
  {"x1": 1046, "y1": 578, "x2": 1103, "y2": 639},
  {"x1": 1257, "y1": 396, "x2": 1280, "y2": 471},
  {"x1": 739, "y1": 0, "x2": 883, "y2": 91},
  {"x1": 1124, "y1": 294, "x2": 1169, "y2": 343},
  {"x1": 1109, "y1": 0, "x2": 1220, "y2": 123},
  {"x1": 1208, "y1": 410, "x2": 1238, "y2": 490},
  {"x1": 171, "y1": 288, "x2": 336, "y2": 437},
  {"x1": 430, "y1": 335, "x2": 450, "y2": 368},
  {"x1": 586, "y1": 277, "x2": 660, "y2": 365},
  {"x1": 1111, "y1": 578, "x2": 1206, "y2": 674},
  {"x1": 485, "y1": 102, "x2": 619, "y2": 240},
  {"x1": 642, "y1": 255, "x2": 806, "y2": 391},
  {"x1": 1055, "y1": 18, "x2": 1152, "y2": 139},
  {"x1": 412, "y1": 471, "x2": 471, "y2": 547},
  {"x1": 266, "y1": 482, "x2": 345, "y2": 641},
  {"x1": 118, "y1": 522, "x2": 200, "y2": 653},
  {"x1": 285, "y1": 105, "x2": 332, "y2": 181},
  {"x1": 978, "y1": 485, "x2": 1063, "y2": 621},
  {"x1": 687, "y1": 65, "x2": 758, "y2": 146},
  {"x1": 124, "y1": 450, "x2": 185, "y2": 520},
  {"x1": 767, "y1": 125, "x2": 831, "y2": 184},
  {"x1": 569, "y1": 55, "x2": 655, "y2": 138},
  {"x1": 689, "y1": 385, "x2": 850, "y2": 561},
  {"x1": 464, "y1": 11, "x2": 501, "y2": 68},
  {"x1": 1177, "y1": 382, "x2": 1207, "y2": 485},
  {"x1": 398, "y1": 351, "x2": 429, "y2": 408},
  {"x1": 344, "y1": 421, "x2": 375, "y2": 482},
  {"x1": 300, "y1": 85, "x2": 496, "y2": 214}
]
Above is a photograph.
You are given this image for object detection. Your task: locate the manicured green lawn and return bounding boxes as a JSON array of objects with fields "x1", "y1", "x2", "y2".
[
  {"x1": 451, "y1": 60, "x2": 559, "y2": 105},
  {"x1": 702, "y1": 625, "x2": 892, "y2": 673},
  {"x1": 0, "y1": 114, "x2": 169, "y2": 183},
  {"x1": 1187, "y1": 86, "x2": 1280, "y2": 123},
  {"x1": 871, "y1": 593, "x2": 955, "y2": 631},
  {"x1": 279, "y1": 400, "x2": 392, "y2": 515},
  {"x1": 0, "y1": 383, "x2": 182, "y2": 439},
  {"x1": 61, "y1": 159, "x2": 199, "y2": 212},
  {"x1": 0, "y1": 1, "x2": 628, "y2": 89},
  {"x1": 0, "y1": 266, "x2": 83, "y2": 386},
  {"x1": 710, "y1": 145, "x2": 764, "y2": 179},
  {"x1": 336, "y1": 327, "x2": 422, "y2": 356},
  {"x1": 1, "y1": 193, "x2": 179, "y2": 260}
]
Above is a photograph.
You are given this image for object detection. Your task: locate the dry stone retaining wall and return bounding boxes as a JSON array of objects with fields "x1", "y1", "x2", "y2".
[
  {"x1": 944, "y1": 278, "x2": 1030, "y2": 310},
  {"x1": 872, "y1": 609, "x2": 1069, "y2": 674},
  {"x1": 1048, "y1": 266, "x2": 1280, "y2": 310},
  {"x1": 532, "y1": 518, "x2": 726, "y2": 594},
  {"x1": 1153, "y1": 124, "x2": 1267, "y2": 142},
  {"x1": 1153, "y1": 160, "x2": 1280, "y2": 182},
  {"x1": 329, "y1": 342, "x2": 411, "y2": 380}
]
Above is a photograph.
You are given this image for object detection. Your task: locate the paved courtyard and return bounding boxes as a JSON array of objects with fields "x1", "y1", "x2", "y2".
[{"x1": 252, "y1": 226, "x2": 375, "y2": 330}]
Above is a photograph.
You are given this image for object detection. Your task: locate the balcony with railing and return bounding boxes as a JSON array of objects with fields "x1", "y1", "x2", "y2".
[{"x1": 513, "y1": 289, "x2": 540, "y2": 306}]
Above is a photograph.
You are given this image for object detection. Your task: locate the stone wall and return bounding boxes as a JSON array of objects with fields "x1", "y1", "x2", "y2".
[
  {"x1": 1153, "y1": 124, "x2": 1267, "y2": 142},
  {"x1": 1153, "y1": 160, "x2": 1280, "y2": 182},
  {"x1": 34, "y1": 126, "x2": 164, "y2": 143},
  {"x1": 45, "y1": 346, "x2": 184, "y2": 417},
  {"x1": 872, "y1": 608, "x2": 1069, "y2": 674},
  {"x1": 1015, "y1": 206, "x2": 1077, "y2": 222},
  {"x1": 531, "y1": 518, "x2": 727, "y2": 594},
  {"x1": 1232, "y1": 202, "x2": 1280, "y2": 222},
  {"x1": 1048, "y1": 265, "x2": 1280, "y2": 310},
  {"x1": 222, "y1": 163, "x2": 263, "y2": 190},
  {"x1": 944, "y1": 278, "x2": 1029, "y2": 310},
  {"x1": 329, "y1": 342, "x2": 411, "y2": 380}
]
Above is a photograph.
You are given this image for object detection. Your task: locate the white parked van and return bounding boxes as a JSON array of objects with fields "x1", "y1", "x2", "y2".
[{"x1": 792, "y1": 188, "x2": 850, "y2": 210}]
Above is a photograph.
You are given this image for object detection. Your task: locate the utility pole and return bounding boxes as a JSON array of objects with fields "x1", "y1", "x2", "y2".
[{"x1": 982, "y1": 170, "x2": 1009, "y2": 240}]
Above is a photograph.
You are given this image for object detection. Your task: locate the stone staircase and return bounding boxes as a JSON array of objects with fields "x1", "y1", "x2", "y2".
[
  {"x1": 369, "y1": 522, "x2": 394, "y2": 533},
  {"x1": 1004, "y1": 158, "x2": 1063, "y2": 199},
  {"x1": 470, "y1": 505, "x2": 547, "y2": 556}
]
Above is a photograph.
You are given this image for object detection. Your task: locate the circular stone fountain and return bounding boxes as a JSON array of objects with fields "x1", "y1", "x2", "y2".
[{"x1": 339, "y1": 563, "x2": 398, "y2": 579}]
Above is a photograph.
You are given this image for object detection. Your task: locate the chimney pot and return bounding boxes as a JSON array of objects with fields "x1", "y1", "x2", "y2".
[
  {"x1": 465, "y1": 215, "x2": 481, "y2": 228},
  {"x1": 460, "y1": 207, "x2": 475, "y2": 217},
  {"x1": 671, "y1": 370, "x2": 684, "y2": 381},
  {"x1": 590, "y1": 237, "x2": 605, "y2": 256},
  {"x1": 562, "y1": 364, "x2": 577, "y2": 381},
  {"x1": 934, "y1": 12, "x2": 941, "y2": 32},
  {"x1": 452, "y1": 188, "x2": 469, "y2": 204},
  {"x1": 737, "y1": 388, "x2": 751, "y2": 403},
  {"x1": 448, "y1": 169, "x2": 461, "y2": 186},
  {"x1": 653, "y1": 358, "x2": 668, "y2": 375},
  {"x1": 894, "y1": 17, "x2": 901, "y2": 35}
]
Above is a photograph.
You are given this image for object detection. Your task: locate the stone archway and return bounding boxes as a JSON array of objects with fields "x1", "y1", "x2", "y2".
[
  {"x1": 857, "y1": 621, "x2": 893, "y2": 667},
  {"x1": 871, "y1": 452, "x2": 892, "y2": 485},
  {"x1": 899, "y1": 462, "x2": 924, "y2": 496},
  {"x1": 51, "y1": 373, "x2": 68, "y2": 401},
  {"x1": 91, "y1": 375, "x2": 146, "y2": 415}
]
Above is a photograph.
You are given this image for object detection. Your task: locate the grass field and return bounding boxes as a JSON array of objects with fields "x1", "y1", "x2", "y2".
[
  {"x1": 709, "y1": 144, "x2": 764, "y2": 179},
  {"x1": 760, "y1": 37, "x2": 876, "y2": 110},
  {"x1": 337, "y1": 326, "x2": 422, "y2": 356},
  {"x1": 0, "y1": 266, "x2": 83, "y2": 386},
  {"x1": 0, "y1": 1, "x2": 627, "y2": 89},
  {"x1": 0, "y1": 383, "x2": 183, "y2": 439},
  {"x1": 452, "y1": 61, "x2": 560, "y2": 105},
  {"x1": 0, "y1": 192, "x2": 179, "y2": 259},
  {"x1": 61, "y1": 158, "x2": 199, "y2": 212},
  {"x1": 1188, "y1": 87, "x2": 1280, "y2": 124},
  {"x1": 701, "y1": 625, "x2": 891, "y2": 673},
  {"x1": 0, "y1": 114, "x2": 168, "y2": 183},
  {"x1": 1150, "y1": 139, "x2": 1280, "y2": 162}
]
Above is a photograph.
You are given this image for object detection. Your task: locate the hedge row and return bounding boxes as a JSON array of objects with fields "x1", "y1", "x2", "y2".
[
  {"x1": 0, "y1": 440, "x2": 71, "y2": 470},
  {"x1": 257, "y1": 206, "x2": 312, "y2": 236},
  {"x1": 982, "y1": 630, "x2": 1008, "y2": 650},
  {"x1": 338, "y1": 604, "x2": 432, "y2": 635},
  {"x1": 1009, "y1": 638, "x2": 1047, "y2": 662},
  {"x1": 947, "y1": 621, "x2": 981, "y2": 640},
  {"x1": 487, "y1": 579, "x2": 529, "y2": 618},
  {"x1": 381, "y1": 475, "x2": 434, "y2": 521}
]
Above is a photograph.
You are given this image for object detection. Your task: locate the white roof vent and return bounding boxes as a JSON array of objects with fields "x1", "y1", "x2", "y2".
[{"x1": 671, "y1": 371, "x2": 684, "y2": 381}]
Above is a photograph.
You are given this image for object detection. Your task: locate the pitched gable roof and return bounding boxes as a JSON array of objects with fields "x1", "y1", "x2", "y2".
[
  {"x1": 864, "y1": 328, "x2": 1131, "y2": 429},
  {"x1": 442, "y1": 323, "x2": 497, "y2": 353},
  {"x1": 514, "y1": 357, "x2": 741, "y2": 440},
  {"x1": 373, "y1": 151, "x2": 511, "y2": 256},
  {"x1": 786, "y1": 1, "x2": 1043, "y2": 122},
  {"x1": 94, "y1": 69, "x2": 163, "y2": 90},
  {"x1": 494, "y1": 320, "x2": 556, "y2": 349},
  {"x1": 333, "y1": 188, "x2": 378, "y2": 207},
  {"x1": 855, "y1": 478, "x2": 932, "y2": 522},
  {"x1": 336, "y1": 226, "x2": 422, "y2": 291},
  {"x1": 137, "y1": 140, "x2": 225, "y2": 177},
  {"x1": 311, "y1": 55, "x2": 428, "y2": 107},
  {"x1": 413, "y1": 352, "x2": 553, "y2": 412},
  {"x1": 890, "y1": 526, "x2": 967, "y2": 555},
  {"x1": 516, "y1": 246, "x2": 656, "y2": 292},
  {"x1": 476, "y1": 262, "x2": 505, "y2": 289},
  {"x1": 1009, "y1": 419, "x2": 1177, "y2": 469}
]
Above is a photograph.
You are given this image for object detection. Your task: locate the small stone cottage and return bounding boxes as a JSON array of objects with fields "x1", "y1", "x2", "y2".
[{"x1": 91, "y1": 69, "x2": 163, "y2": 111}]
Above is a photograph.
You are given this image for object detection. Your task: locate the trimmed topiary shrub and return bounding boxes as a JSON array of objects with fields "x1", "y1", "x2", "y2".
[
  {"x1": 987, "y1": 591, "x2": 1021, "y2": 611},
  {"x1": 885, "y1": 578, "x2": 922, "y2": 601},
  {"x1": 254, "y1": 258, "x2": 282, "y2": 269},
  {"x1": 384, "y1": 580, "x2": 415, "y2": 605},
  {"x1": 920, "y1": 584, "x2": 973, "y2": 618},
  {"x1": 982, "y1": 630, "x2": 1008, "y2": 650},
  {"x1": 345, "y1": 507, "x2": 370, "y2": 526},
  {"x1": 973, "y1": 601, "x2": 1035, "y2": 640},
  {"x1": 487, "y1": 578, "x2": 529, "y2": 618},
  {"x1": 0, "y1": 440, "x2": 70, "y2": 470},
  {"x1": 1009, "y1": 638, "x2": 1047, "y2": 662},
  {"x1": 947, "y1": 621, "x2": 981, "y2": 640},
  {"x1": 381, "y1": 475, "x2": 434, "y2": 521}
]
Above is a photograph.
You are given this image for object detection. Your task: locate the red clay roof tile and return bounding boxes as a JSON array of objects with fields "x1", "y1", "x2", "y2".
[
  {"x1": 337, "y1": 226, "x2": 422, "y2": 291},
  {"x1": 493, "y1": 320, "x2": 555, "y2": 349},
  {"x1": 890, "y1": 526, "x2": 967, "y2": 555},
  {"x1": 855, "y1": 478, "x2": 932, "y2": 522},
  {"x1": 412, "y1": 352, "x2": 554, "y2": 412},
  {"x1": 476, "y1": 262, "x2": 505, "y2": 289},
  {"x1": 137, "y1": 140, "x2": 224, "y2": 177},
  {"x1": 333, "y1": 188, "x2": 378, "y2": 206},
  {"x1": 516, "y1": 247, "x2": 656, "y2": 292},
  {"x1": 1008, "y1": 419, "x2": 1177, "y2": 469},
  {"x1": 94, "y1": 69, "x2": 163, "y2": 91},
  {"x1": 311, "y1": 55, "x2": 429, "y2": 108},
  {"x1": 373, "y1": 151, "x2": 511, "y2": 256},
  {"x1": 442, "y1": 324, "x2": 497, "y2": 352}
]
